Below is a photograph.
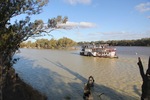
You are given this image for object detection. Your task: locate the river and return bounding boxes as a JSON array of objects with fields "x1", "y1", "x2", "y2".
[{"x1": 14, "y1": 46, "x2": 150, "y2": 100}]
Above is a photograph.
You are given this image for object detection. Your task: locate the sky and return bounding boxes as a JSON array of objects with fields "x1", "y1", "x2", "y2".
[{"x1": 11, "y1": 0, "x2": 150, "y2": 42}]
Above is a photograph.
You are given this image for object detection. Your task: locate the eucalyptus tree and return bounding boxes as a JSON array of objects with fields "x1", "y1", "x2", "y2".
[
  {"x1": 0, "y1": 0, "x2": 68, "y2": 78},
  {"x1": 0, "y1": 1, "x2": 69, "y2": 100}
]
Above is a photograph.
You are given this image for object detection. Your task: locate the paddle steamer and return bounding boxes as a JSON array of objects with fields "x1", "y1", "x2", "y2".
[{"x1": 80, "y1": 44, "x2": 118, "y2": 58}]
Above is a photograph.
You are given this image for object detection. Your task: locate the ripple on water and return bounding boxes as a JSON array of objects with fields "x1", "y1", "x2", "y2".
[{"x1": 14, "y1": 48, "x2": 150, "y2": 100}]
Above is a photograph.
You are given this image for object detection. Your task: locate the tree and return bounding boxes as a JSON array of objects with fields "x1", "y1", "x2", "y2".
[
  {"x1": 57, "y1": 37, "x2": 77, "y2": 48},
  {"x1": 0, "y1": 0, "x2": 69, "y2": 94},
  {"x1": 19, "y1": 37, "x2": 77, "y2": 49},
  {"x1": 0, "y1": 0, "x2": 68, "y2": 67},
  {"x1": 35, "y1": 39, "x2": 49, "y2": 48},
  {"x1": 49, "y1": 38, "x2": 57, "y2": 49}
]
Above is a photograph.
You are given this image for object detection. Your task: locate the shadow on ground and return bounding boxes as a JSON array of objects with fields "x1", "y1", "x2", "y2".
[{"x1": 14, "y1": 55, "x2": 139, "y2": 100}]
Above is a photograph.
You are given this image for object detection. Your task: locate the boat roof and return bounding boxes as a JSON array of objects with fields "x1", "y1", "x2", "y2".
[{"x1": 82, "y1": 43, "x2": 109, "y2": 46}]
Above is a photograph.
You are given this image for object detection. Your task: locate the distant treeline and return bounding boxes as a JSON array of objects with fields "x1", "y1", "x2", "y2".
[
  {"x1": 20, "y1": 37, "x2": 77, "y2": 49},
  {"x1": 78, "y1": 38, "x2": 150, "y2": 46},
  {"x1": 21, "y1": 37, "x2": 150, "y2": 49}
]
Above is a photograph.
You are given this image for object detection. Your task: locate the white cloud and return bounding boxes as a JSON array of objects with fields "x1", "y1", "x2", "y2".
[
  {"x1": 79, "y1": 22, "x2": 96, "y2": 28},
  {"x1": 57, "y1": 21, "x2": 96, "y2": 29},
  {"x1": 148, "y1": 16, "x2": 150, "y2": 19},
  {"x1": 64, "y1": 0, "x2": 92, "y2": 5},
  {"x1": 135, "y1": 2, "x2": 150, "y2": 12}
]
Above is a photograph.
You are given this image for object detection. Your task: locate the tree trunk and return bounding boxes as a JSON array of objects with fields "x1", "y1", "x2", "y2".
[{"x1": 0, "y1": 63, "x2": 3, "y2": 100}]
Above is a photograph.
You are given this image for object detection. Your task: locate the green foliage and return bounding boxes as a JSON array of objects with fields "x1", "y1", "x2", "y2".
[
  {"x1": 0, "y1": 1, "x2": 71, "y2": 98},
  {"x1": 0, "y1": 0, "x2": 49, "y2": 68},
  {"x1": 49, "y1": 38, "x2": 57, "y2": 49},
  {"x1": 0, "y1": 0, "x2": 68, "y2": 71},
  {"x1": 78, "y1": 38, "x2": 150, "y2": 46},
  {"x1": 20, "y1": 37, "x2": 77, "y2": 49}
]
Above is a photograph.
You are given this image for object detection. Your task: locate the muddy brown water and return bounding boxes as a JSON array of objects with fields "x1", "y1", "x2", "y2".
[{"x1": 14, "y1": 46, "x2": 150, "y2": 100}]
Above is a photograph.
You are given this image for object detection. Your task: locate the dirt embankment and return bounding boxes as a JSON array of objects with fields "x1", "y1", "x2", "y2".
[{"x1": 1, "y1": 67, "x2": 47, "y2": 100}]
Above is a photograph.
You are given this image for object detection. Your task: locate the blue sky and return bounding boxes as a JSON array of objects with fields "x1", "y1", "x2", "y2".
[{"x1": 11, "y1": 0, "x2": 150, "y2": 42}]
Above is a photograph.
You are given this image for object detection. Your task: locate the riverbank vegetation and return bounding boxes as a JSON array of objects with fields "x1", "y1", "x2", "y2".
[
  {"x1": 20, "y1": 37, "x2": 77, "y2": 49},
  {"x1": 21, "y1": 37, "x2": 150, "y2": 50},
  {"x1": 78, "y1": 38, "x2": 150, "y2": 46}
]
